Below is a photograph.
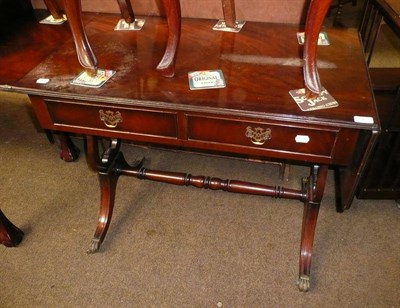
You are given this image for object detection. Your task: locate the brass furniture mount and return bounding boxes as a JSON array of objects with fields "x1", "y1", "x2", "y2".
[
  {"x1": 245, "y1": 126, "x2": 272, "y2": 145},
  {"x1": 99, "y1": 110, "x2": 123, "y2": 128}
]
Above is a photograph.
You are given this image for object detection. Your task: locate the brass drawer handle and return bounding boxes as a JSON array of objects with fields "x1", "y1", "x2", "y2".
[
  {"x1": 245, "y1": 126, "x2": 272, "y2": 145},
  {"x1": 99, "y1": 110, "x2": 123, "y2": 128}
]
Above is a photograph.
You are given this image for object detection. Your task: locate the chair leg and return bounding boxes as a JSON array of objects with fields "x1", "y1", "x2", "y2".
[
  {"x1": 117, "y1": 0, "x2": 135, "y2": 24},
  {"x1": 156, "y1": 0, "x2": 181, "y2": 77},
  {"x1": 303, "y1": 0, "x2": 333, "y2": 96},
  {"x1": 62, "y1": 0, "x2": 98, "y2": 76},
  {"x1": 221, "y1": 0, "x2": 236, "y2": 28},
  {"x1": 45, "y1": 0, "x2": 180, "y2": 77},
  {"x1": 43, "y1": 0, "x2": 63, "y2": 19}
]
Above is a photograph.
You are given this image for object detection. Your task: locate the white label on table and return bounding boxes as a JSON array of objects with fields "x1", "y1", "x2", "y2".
[
  {"x1": 36, "y1": 78, "x2": 50, "y2": 84},
  {"x1": 295, "y1": 135, "x2": 310, "y2": 143},
  {"x1": 354, "y1": 116, "x2": 374, "y2": 124}
]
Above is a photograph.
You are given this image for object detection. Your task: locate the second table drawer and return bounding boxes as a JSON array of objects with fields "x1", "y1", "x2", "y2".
[{"x1": 187, "y1": 115, "x2": 338, "y2": 158}]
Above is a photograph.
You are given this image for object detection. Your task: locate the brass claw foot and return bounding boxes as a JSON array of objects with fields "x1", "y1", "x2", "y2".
[
  {"x1": 87, "y1": 238, "x2": 101, "y2": 254},
  {"x1": 297, "y1": 275, "x2": 310, "y2": 292}
]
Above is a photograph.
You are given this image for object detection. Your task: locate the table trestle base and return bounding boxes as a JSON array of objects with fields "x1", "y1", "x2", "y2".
[{"x1": 86, "y1": 137, "x2": 328, "y2": 291}]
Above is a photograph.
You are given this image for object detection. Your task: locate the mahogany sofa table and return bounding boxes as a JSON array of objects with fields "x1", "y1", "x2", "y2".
[{"x1": 0, "y1": 14, "x2": 379, "y2": 291}]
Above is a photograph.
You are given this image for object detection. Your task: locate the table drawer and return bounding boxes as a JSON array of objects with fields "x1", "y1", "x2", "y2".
[
  {"x1": 187, "y1": 115, "x2": 338, "y2": 158},
  {"x1": 45, "y1": 99, "x2": 177, "y2": 138}
]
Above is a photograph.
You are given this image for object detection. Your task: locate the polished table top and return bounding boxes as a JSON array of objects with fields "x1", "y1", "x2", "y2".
[{"x1": 1, "y1": 14, "x2": 378, "y2": 132}]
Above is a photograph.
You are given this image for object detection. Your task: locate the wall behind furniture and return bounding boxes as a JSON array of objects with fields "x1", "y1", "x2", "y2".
[{"x1": 30, "y1": 0, "x2": 309, "y2": 25}]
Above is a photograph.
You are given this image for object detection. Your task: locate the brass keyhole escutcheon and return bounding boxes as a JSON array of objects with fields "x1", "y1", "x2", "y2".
[
  {"x1": 99, "y1": 110, "x2": 123, "y2": 128},
  {"x1": 245, "y1": 126, "x2": 272, "y2": 145}
]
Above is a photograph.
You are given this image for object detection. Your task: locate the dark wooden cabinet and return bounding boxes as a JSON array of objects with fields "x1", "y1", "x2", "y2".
[
  {"x1": 357, "y1": 80, "x2": 400, "y2": 199},
  {"x1": 357, "y1": 0, "x2": 400, "y2": 201},
  {"x1": 358, "y1": 130, "x2": 400, "y2": 199}
]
